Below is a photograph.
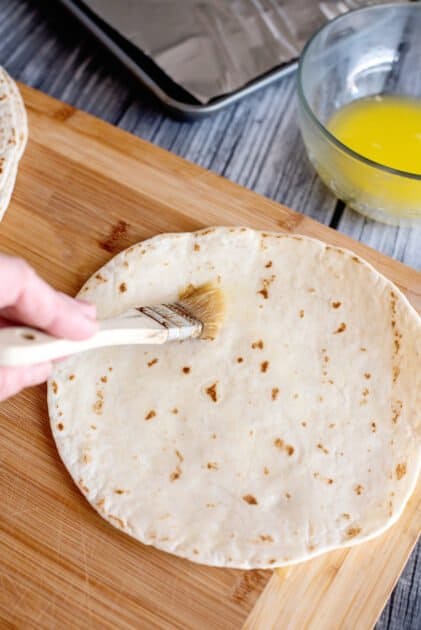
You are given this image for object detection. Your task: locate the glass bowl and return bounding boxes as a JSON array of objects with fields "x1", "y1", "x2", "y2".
[{"x1": 297, "y1": 2, "x2": 421, "y2": 227}]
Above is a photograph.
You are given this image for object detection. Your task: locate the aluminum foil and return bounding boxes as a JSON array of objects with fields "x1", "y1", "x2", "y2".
[{"x1": 81, "y1": 0, "x2": 398, "y2": 103}]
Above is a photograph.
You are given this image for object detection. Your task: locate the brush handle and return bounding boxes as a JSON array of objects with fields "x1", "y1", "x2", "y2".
[{"x1": 0, "y1": 309, "x2": 175, "y2": 367}]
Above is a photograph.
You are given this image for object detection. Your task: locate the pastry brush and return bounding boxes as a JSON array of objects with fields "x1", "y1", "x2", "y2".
[{"x1": 0, "y1": 283, "x2": 225, "y2": 367}]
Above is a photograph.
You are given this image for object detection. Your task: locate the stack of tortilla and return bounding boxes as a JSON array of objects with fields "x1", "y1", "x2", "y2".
[
  {"x1": 48, "y1": 228, "x2": 420, "y2": 569},
  {"x1": 0, "y1": 67, "x2": 27, "y2": 221}
]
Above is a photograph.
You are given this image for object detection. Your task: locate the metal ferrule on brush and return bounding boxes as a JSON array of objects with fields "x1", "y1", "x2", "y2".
[{"x1": 139, "y1": 304, "x2": 203, "y2": 341}]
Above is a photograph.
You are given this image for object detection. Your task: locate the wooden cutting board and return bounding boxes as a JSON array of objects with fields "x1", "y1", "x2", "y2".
[{"x1": 0, "y1": 84, "x2": 419, "y2": 630}]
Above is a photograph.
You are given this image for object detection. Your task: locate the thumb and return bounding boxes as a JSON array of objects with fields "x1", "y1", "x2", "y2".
[{"x1": 0, "y1": 363, "x2": 52, "y2": 402}]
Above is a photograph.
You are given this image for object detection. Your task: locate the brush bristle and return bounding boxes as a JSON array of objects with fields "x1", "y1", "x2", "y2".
[{"x1": 178, "y1": 282, "x2": 225, "y2": 340}]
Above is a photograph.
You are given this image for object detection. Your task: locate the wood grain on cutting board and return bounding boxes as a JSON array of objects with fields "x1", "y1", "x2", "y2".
[{"x1": 0, "y1": 85, "x2": 419, "y2": 630}]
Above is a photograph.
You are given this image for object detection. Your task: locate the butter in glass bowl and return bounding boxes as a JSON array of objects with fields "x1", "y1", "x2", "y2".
[{"x1": 297, "y1": 3, "x2": 421, "y2": 227}]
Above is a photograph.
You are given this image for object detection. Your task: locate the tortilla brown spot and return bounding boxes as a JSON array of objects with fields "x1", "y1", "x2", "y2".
[
  {"x1": 258, "y1": 275, "x2": 276, "y2": 300},
  {"x1": 263, "y1": 467, "x2": 270, "y2": 475},
  {"x1": 371, "y1": 422, "x2": 376, "y2": 432},
  {"x1": 57, "y1": 423, "x2": 64, "y2": 431},
  {"x1": 354, "y1": 484, "x2": 364, "y2": 495},
  {"x1": 259, "y1": 535, "x2": 273, "y2": 542},
  {"x1": 51, "y1": 381, "x2": 58, "y2": 394},
  {"x1": 175, "y1": 450, "x2": 184, "y2": 463},
  {"x1": 207, "y1": 462, "x2": 218, "y2": 470},
  {"x1": 334, "y1": 322, "x2": 346, "y2": 334},
  {"x1": 145, "y1": 410, "x2": 156, "y2": 420},
  {"x1": 119, "y1": 282, "x2": 127, "y2": 293},
  {"x1": 194, "y1": 244, "x2": 200, "y2": 251},
  {"x1": 396, "y1": 463, "x2": 407, "y2": 480},
  {"x1": 299, "y1": 309, "x2": 304, "y2": 318},
  {"x1": 261, "y1": 361, "x2": 269, "y2": 373},
  {"x1": 93, "y1": 399, "x2": 103, "y2": 414},
  {"x1": 317, "y1": 443, "x2": 329, "y2": 455},
  {"x1": 68, "y1": 374, "x2": 76, "y2": 381},
  {"x1": 271, "y1": 387, "x2": 280, "y2": 401},
  {"x1": 100, "y1": 376, "x2": 108, "y2": 383},
  {"x1": 237, "y1": 357, "x2": 244, "y2": 363},
  {"x1": 274, "y1": 438, "x2": 294, "y2": 456},
  {"x1": 314, "y1": 472, "x2": 334, "y2": 485},
  {"x1": 332, "y1": 301, "x2": 341, "y2": 308},
  {"x1": 148, "y1": 358, "x2": 158, "y2": 367},
  {"x1": 265, "y1": 261, "x2": 272, "y2": 268},
  {"x1": 182, "y1": 366, "x2": 191, "y2": 374},
  {"x1": 346, "y1": 526, "x2": 362, "y2": 539},
  {"x1": 171, "y1": 408, "x2": 178, "y2": 414},
  {"x1": 258, "y1": 288, "x2": 268, "y2": 299},
  {"x1": 251, "y1": 340, "x2": 264, "y2": 350},
  {"x1": 392, "y1": 400, "x2": 403, "y2": 424},
  {"x1": 205, "y1": 383, "x2": 218, "y2": 402},
  {"x1": 243, "y1": 494, "x2": 258, "y2": 505},
  {"x1": 114, "y1": 489, "x2": 126, "y2": 495},
  {"x1": 170, "y1": 466, "x2": 182, "y2": 481}
]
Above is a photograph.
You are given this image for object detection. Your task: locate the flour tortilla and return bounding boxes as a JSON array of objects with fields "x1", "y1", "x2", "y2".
[
  {"x1": 0, "y1": 67, "x2": 28, "y2": 220},
  {"x1": 48, "y1": 228, "x2": 421, "y2": 569}
]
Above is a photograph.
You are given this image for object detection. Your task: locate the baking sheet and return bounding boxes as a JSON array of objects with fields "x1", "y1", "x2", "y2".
[{"x1": 80, "y1": 0, "x2": 399, "y2": 103}]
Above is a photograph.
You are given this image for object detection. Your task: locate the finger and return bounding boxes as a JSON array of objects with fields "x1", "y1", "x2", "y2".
[
  {"x1": 75, "y1": 300, "x2": 97, "y2": 319},
  {"x1": 0, "y1": 255, "x2": 98, "y2": 340},
  {"x1": 0, "y1": 316, "x2": 13, "y2": 328},
  {"x1": 58, "y1": 294, "x2": 97, "y2": 319},
  {"x1": 0, "y1": 362, "x2": 52, "y2": 402}
]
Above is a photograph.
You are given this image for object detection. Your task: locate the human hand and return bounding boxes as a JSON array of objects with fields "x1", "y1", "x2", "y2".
[{"x1": 0, "y1": 254, "x2": 98, "y2": 401}]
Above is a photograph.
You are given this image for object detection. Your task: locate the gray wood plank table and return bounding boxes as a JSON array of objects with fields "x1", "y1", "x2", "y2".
[{"x1": 0, "y1": 1, "x2": 419, "y2": 628}]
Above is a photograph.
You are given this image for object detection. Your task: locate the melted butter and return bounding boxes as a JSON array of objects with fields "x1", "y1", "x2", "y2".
[
  {"x1": 328, "y1": 95, "x2": 421, "y2": 175},
  {"x1": 321, "y1": 95, "x2": 421, "y2": 220}
]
